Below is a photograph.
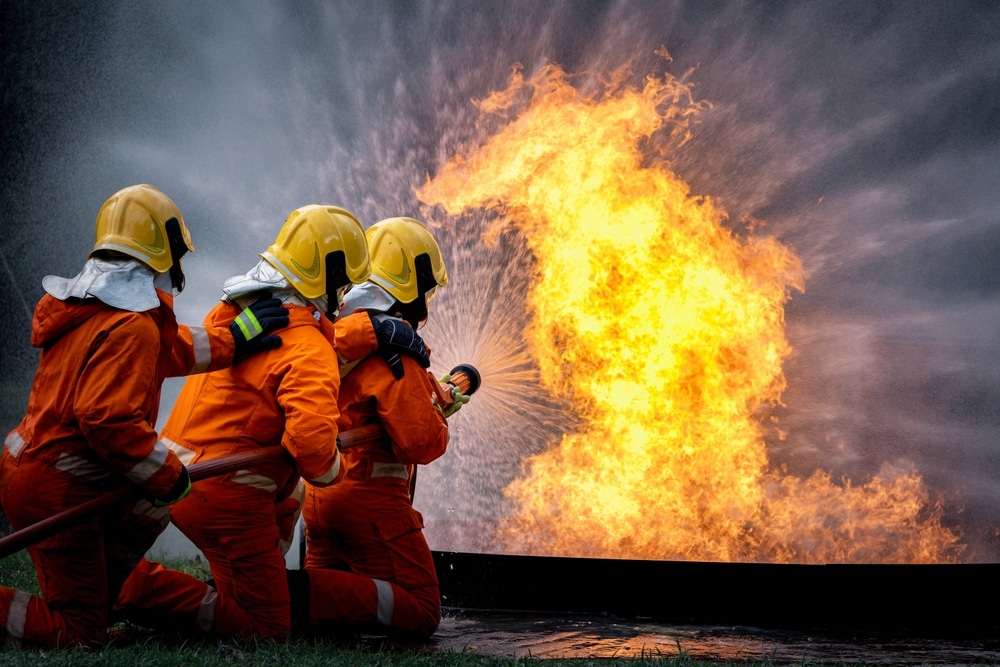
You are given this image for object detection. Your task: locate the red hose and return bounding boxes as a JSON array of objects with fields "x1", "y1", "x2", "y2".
[{"x1": 0, "y1": 424, "x2": 388, "y2": 560}]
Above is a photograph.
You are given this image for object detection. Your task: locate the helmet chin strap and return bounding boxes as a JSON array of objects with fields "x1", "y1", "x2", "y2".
[
  {"x1": 169, "y1": 261, "x2": 186, "y2": 293},
  {"x1": 153, "y1": 269, "x2": 176, "y2": 294},
  {"x1": 164, "y1": 217, "x2": 189, "y2": 293}
]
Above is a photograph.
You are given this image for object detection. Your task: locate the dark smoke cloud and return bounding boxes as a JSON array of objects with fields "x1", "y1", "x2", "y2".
[{"x1": 2, "y1": 0, "x2": 998, "y2": 557}]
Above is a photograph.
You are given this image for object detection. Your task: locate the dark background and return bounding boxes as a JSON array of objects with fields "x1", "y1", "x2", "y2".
[{"x1": 2, "y1": 1, "x2": 999, "y2": 559}]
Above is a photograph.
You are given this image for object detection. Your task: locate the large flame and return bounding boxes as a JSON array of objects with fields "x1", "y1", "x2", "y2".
[{"x1": 418, "y1": 58, "x2": 962, "y2": 563}]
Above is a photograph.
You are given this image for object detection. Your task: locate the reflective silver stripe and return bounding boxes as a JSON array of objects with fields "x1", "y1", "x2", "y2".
[
  {"x1": 196, "y1": 586, "x2": 217, "y2": 632},
  {"x1": 373, "y1": 579, "x2": 394, "y2": 626},
  {"x1": 163, "y1": 438, "x2": 196, "y2": 466},
  {"x1": 279, "y1": 481, "x2": 305, "y2": 555},
  {"x1": 371, "y1": 462, "x2": 408, "y2": 480},
  {"x1": 288, "y1": 479, "x2": 305, "y2": 505},
  {"x1": 187, "y1": 326, "x2": 213, "y2": 373},
  {"x1": 233, "y1": 310, "x2": 263, "y2": 339},
  {"x1": 97, "y1": 242, "x2": 152, "y2": 265},
  {"x1": 260, "y1": 251, "x2": 303, "y2": 290},
  {"x1": 6, "y1": 589, "x2": 30, "y2": 639},
  {"x1": 131, "y1": 499, "x2": 170, "y2": 527},
  {"x1": 125, "y1": 440, "x2": 171, "y2": 484},
  {"x1": 308, "y1": 451, "x2": 341, "y2": 486},
  {"x1": 54, "y1": 453, "x2": 114, "y2": 481},
  {"x1": 4, "y1": 432, "x2": 25, "y2": 457},
  {"x1": 230, "y1": 470, "x2": 278, "y2": 493}
]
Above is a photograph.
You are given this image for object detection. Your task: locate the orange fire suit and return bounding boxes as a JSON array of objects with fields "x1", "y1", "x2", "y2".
[
  {"x1": 300, "y1": 350, "x2": 448, "y2": 637},
  {"x1": 115, "y1": 303, "x2": 378, "y2": 641},
  {"x1": 0, "y1": 291, "x2": 235, "y2": 648}
]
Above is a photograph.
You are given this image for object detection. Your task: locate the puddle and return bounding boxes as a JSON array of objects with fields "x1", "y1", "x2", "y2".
[{"x1": 428, "y1": 611, "x2": 1000, "y2": 664}]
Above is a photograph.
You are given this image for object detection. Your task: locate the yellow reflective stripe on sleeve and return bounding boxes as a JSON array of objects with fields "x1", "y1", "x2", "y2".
[
  {"x1": 125, "y1": 440, "x2": 171, "y2": 484},
  {"x1": 374, "y1": 579, "x2": 394, "y2": 626},
  {"x1": 234, "y1": 309, "x2": 263, "y2": 340},
  {"x1": 3, "y1": 431, "x2": 24, "y2": 457},
  {"x1": 187, "y1": 326, "x2": 213, "y2": 373}
]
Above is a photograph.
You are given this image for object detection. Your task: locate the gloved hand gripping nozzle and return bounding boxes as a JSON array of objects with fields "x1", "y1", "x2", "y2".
[{"x1": 430, "y1": 363, "x2": 481, "y2": 418}]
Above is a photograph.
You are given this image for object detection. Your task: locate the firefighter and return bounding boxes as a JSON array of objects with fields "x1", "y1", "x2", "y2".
[
  {"x1": 114, "y1": 205, "x2": 432, "y2": 641},
  {"x1": 290, "y1": 216, "x2": 464, "y2": 638},
  {"x1": 0, "y1": 184, "x2": 287, "y2": 648}
]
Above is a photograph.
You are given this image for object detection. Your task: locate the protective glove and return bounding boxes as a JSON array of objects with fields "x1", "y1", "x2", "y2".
[
  {"x1": 230, "y1": 295, "x2": 289, "y2": 362},
  {"x1": 371, "y1": 314, "x2": 430, "y2": 379},
  {"x1": 152, "y1": 466, "x2": 192, "y2": 508},
  {"x1": 438, "y1": 373, "x2": 471, "y2": 417}
]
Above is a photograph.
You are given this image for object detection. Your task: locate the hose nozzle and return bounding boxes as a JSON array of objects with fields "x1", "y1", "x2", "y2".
[
  {"x1": 430, "y1": 363, "x2": 481, "y2": 418},
  {"x1": 447, "y1": 363, "x2": 481, "y2": 397}
]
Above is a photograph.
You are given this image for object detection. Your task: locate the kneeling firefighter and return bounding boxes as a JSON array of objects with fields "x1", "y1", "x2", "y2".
[
  {"x1": 115, "y1": 205, "x2": 430, "y2": 641},
  {"x1": 0, "y1": 185, "x2": 286, "y2": 648},
  {"x1": 293, "y1": 216, "x2": 465, "y2": 638}
]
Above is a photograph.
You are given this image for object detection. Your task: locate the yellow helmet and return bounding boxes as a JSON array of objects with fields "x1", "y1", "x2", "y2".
[
  {"x1": 366, "y1": 217, "x2": 448, "y2": 304},
  {"x1": 91, "y1": 184, "x2": 194, "y2": 275},
  {"x1": 261, "y1": 205, "x2": 370, "y2": 299}
]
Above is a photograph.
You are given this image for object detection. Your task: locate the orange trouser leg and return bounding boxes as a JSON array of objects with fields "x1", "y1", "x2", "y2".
[
  {"x1": 304, "y1": 568, "x2": 439, "y2": 637},
  {"x1": 0, "y1": 522, "x2": 107, "y2": 648},
  {"x1": 0, "y1": 583, "x2": 99, "y2": 649},
  {"x1": 117, "y1": 552, "x2": 292, "y2": 642},
  {"x1": 165, "y1": 482, "x2": 292, "y2": 641},
  {"x1": 116, "y1": 558, "x2": 217, "y2": 633},
  {"x1": 303, "y1": 492, "x2": 441, "y2": 637},
  {"x1": 0, "y1": 456, "x2": 166, "y2": 648},
  {"x1": 0, "y1": 515, "x2": 167, "y2": 648}
]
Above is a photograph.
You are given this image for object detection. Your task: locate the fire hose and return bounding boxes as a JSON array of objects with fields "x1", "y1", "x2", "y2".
[
  {"x1": 0, "y1": 426, "x2": 378, "y2": 560},
  {"x1": 0, "y1": 364, "x2": 481, "y2": 560}
]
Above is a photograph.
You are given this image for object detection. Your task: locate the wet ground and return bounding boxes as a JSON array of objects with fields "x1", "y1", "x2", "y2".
[{"x1": 427, "y1": 610, "x2": 1000, "y2": 664}]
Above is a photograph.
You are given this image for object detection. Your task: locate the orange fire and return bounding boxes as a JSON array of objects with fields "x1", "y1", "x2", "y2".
[{"x1": 417, "y1": 58, "x2": 962, "y2": 563}]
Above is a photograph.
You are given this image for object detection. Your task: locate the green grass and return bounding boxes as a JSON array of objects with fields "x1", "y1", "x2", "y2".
[
  {"x1": 0, "y1": 640, "x2": 859, "y2": 667},
  {"x1": 0, "y1": 550, "x2": 38, "y2": 593}
]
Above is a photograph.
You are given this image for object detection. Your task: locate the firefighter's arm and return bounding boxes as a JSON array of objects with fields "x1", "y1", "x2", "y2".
[
  {"x1": 75, "y1": 312, "x2": 189, "y2": 502},
  {"x1": 167, "y1": 298, "x2": 289, "y2": 376},
  {"x1": 377, "y1": 355, "x2": 449, "y2": 466},
  {"x1": 330, "y1": 310, "x2": 379, "y2": 364},
  {"x1": 277, "y1": 332, "x2": 344, "y2": 487}
]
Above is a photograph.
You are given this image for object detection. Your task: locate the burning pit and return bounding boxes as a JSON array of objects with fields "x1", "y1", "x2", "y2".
[{"x1": 417, "y1": 56, "x2": 963, "y2": 565}]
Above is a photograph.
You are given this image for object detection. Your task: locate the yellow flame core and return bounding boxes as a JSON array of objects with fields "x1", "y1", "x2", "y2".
[{"x1": 418, "y1": 62, "x2": 962, "y2": 563}]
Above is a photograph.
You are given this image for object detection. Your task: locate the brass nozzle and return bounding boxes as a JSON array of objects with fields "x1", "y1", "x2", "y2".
[{"x1": 448, "y1": 363, "x2": 481, "y2": 396}]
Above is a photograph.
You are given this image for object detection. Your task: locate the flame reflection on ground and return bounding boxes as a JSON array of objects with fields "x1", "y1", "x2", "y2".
[{"x1": 429, "y1": 612, "x2": 1000, "y2": 663}]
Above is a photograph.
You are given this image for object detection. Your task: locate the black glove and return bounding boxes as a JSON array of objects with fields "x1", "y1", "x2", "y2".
[
  {"x1": 230, "y1": 295, "x2": 290, "y2": 361},
  {"x1": 371, "y1": 314, "x2": 430, "y2": 379}
]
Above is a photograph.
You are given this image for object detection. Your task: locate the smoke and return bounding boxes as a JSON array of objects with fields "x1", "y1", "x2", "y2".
[{"x1": 2, "y1": 0, "x2": 999, "y2": 558}]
